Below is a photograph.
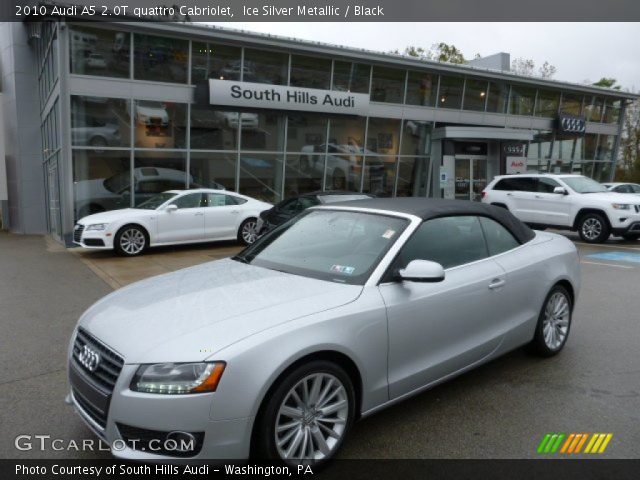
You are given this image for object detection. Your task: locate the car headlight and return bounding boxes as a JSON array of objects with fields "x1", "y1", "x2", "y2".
[
  {"x1": 612, "y1": 203, "x2": 631, "y2": 210},
  {"x1": 131, "y1": 362, "x2": 225, "y2": 394},
  {"x1": 85, "y1": 223, "x2": 108, "y2": 231}
]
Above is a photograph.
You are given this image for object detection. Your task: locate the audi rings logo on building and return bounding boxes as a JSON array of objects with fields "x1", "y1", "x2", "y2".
[
  {"x1": 78, "y1": 345, "x2": 101, "y2": 372},
  {"x1": 557, "y1": 114, "x2": 587, "y2": 134}
]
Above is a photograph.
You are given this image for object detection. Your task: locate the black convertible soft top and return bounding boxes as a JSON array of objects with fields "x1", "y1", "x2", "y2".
[{"x1": 324, "y1": 197, "x2": 536, "y2": 244}]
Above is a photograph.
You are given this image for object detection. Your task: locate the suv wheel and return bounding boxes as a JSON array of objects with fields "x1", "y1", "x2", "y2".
[
  {"x1": 254, "y1": 360, "x2": 355, "y2": 466},
  {"x1": 578, "y1": 213, "x2": 610, "y2": 243}
]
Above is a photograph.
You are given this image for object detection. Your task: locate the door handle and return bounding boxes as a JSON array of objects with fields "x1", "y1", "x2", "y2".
[
  {"x1": 506, "y1": 193, "x2": 513, "y2": 196},
  {"x1": 231, "y1": 210, "x2": 240, "y2": 214},
  {"x1": 535, "y1": 195, "x2": 543, "y2": 199},
  {"x1": 194, "y1": 212, "x2": 204, "y2": 216},
  {"x1": 488, "y1": 279, "x2": 506, "y2": 290}
]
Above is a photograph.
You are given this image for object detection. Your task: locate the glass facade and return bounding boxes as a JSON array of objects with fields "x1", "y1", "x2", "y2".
[{"x1": 57, "y1": 23, "x2": 625, "y2": 234}]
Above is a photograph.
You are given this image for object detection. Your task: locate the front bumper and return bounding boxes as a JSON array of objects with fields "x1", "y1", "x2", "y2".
[
  {"x1": 67, "y1": 362, "x2": 254, "y2": 460},
  {"x1": 73, "y1": 224, "x2": 115, "y2": 250},
  {"x1": 611, "y1": 220, "x2": 640, "y2": 236}
]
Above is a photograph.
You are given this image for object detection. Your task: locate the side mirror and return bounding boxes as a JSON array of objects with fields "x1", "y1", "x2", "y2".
[
  {"x1": 165, "y1": 204, "x2": 178, "y2": 212},
  {"x1": 398, "y1": 260, "x2": 445, "y2": 283},
  {"x1": 553, "y1": 187, "x2": 568, "y2": 195}
]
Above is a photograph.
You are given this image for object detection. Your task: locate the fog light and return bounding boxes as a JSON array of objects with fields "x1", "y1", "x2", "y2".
[{"x1": 166, "y1": 431, "x2": 197, "y2": 452}]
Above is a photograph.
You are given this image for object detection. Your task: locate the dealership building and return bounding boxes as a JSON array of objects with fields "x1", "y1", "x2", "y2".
[{"x1": 0, "y1": 16, "x2": 637, "y2": 245}]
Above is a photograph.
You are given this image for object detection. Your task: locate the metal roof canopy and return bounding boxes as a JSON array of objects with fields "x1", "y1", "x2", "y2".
[{"x1": 432, "y1": 126, "x2": 535, "y2": 141}]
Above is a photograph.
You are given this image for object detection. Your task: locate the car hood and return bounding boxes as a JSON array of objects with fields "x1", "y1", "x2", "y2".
[
  {"x1": 580, "y1": 192, "x2": 640, "y2": 203},
  {"x1": 77, "y1": 208, "x2": 155, "y2": 225},
  {"x1": 77, "y1": 258, "x2": 363, "y2": 363}
]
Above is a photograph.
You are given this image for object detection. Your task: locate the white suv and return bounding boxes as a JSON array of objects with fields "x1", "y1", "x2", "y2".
[{"x1": 482, "y1": 174, "x2": 640, "y2": 243}]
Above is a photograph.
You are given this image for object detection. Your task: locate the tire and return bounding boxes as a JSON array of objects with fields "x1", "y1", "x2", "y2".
[
  {"x1": 238, "y1": 217, "x2": 258, "y2": 245},
  {"x1": 114, "y1": 224, "x2": 148, "y2": 256},
  {"x1": 254, "y1": 360, "x2": 355, "y2": 466},
  {"x1": 528, "y1": 284, "x2": 573, "y2": 357},
  {"x1": 332, "y1": 169, "x2": 346, "y2": 190},
  {"x1": 577, "y1": 213, "x2": 610, "y2": 243},
  {"x1": 622, "y1": 233, "x2": 640, "y2": 241}
]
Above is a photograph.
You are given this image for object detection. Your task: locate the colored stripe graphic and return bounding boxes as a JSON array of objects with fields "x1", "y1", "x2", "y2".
[{"x1": 539, "y1": 433, "x2": 613, "y2": 454}]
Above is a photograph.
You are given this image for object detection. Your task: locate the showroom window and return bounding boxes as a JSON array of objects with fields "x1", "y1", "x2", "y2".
[
  {"x1": 72, "y1": 150, "x2": 132, "y2": 219},
  {"x1": 290, "y1": 55, "x2": 332, "y2": 89},
  {"x1": 239, "y1": 153, "x2": 284, "y2": 203},
  {"x1": 486, "y1": 81, "x2": 509, "y2": 114},
  {"x1": 134, "y1": 100, "x2": 186, "y2": 149},
  {"x1": 509, "y1": 85, "x2": 536, "y2": 115},
  {"x1": 286, "y1": 113, "x2": 328, "y2": 153},
  {"x1": 560, "y1": 93, "x2": 584, "y2": 116},
  {"x1": 332, "y1": 61, "x2": 370, "y2": 93},
  {"x1": 584, "y1": 96, "x2": 604, "y2": 122},
  {"x1": 583, "y1": 134, "x2": 598, "y2": 159},
  {"x1": 191, "y1": 42, "x2": 241, "y2": 83},
  {"x1": 189, "y1": 152, "x2": 237, "y2": 191},
  {"x1": 69, "y1": 26, "x2": 130, "y2": 78},
  {"x1": 438, "y1": 75, "x2": 464, "y2": 109},
  {"x1": 603, "y1": 99, "x2": 621, "y2": 124},
  {"x1": 325, "y1": 116, "x2": 366, "y2": 191},
  {"x1": 405, "y1": 71, "x2": 437, "y2": 107},
  {"x1": 371, "y1": 66, "x2": 405, "y2": 103},
  {"x1": 362, "y1": 155, "x2": 397, "y2": 197},
  {"x1": 592, "y1": 161, "x2": 612, "y2": 182},
  {"x1": 535, "y1": 90, "x2": 560, "y2": 117},
  {"x1": 239, "y1": 112, "x2": 286, "y2": 151},
  {"x1": 285, "y1": 113, "x2": 328, "y2": 196},
  {"x1": 133, "y1": 152, "x2": 187, "y2": 206},
  {"x1": 397, "y1": 157, "x2": 429, "y2": 197},
  {"x1": 134, "y1": 33, "x2": 188, "y2": 83},
  {"x1": 401, "y1": 120, "x2": 432, "y2": 156},
  {"x1": 71, "y1": 96, "x2": 130, "y2": 149},
  {"x1": 463, "y1": 78, "x2": 488, "y2": 112},
  {"x1": 243, "y1": 48, "x2": 289, "y2": 85},
  {"x1": 595, "y1": 135, "x2": 616, "y2": 161},
  {"x1": 366, "y1": 117, "x2": 401, "y2": 155},
  {"x1": 284, "y1": 154, "x2": 324, "y2": 197},
  {"x1": 190, "y1": 106, "x2": 239, "y2": 150}
]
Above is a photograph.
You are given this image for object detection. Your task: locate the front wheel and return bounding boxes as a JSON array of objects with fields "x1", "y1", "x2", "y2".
[
  {"x1": 529, "y1": 285, "x2": 573, "y2": 357},
  {"x1": 577, "y1": 213, "x2": 610, "y2": 243},
  {"x1": 114, "y1": 225, "x2": 148, "y2": 256},
  {"x1": 254, "y1": 360, "x2": 355, "y2": 466},
  {"x1": 238, "y1": 218, "x2": 258, "y2": 245}
]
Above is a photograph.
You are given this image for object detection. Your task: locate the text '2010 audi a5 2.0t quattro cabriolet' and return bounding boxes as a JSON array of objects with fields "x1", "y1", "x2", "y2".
[{"x1": 65, "y1": 198, "x2": 580, "y2": 465}]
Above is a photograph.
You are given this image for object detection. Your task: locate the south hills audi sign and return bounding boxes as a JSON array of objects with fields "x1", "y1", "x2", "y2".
[
  {"x1": 209, "y1": 79, "x2": 370, "y2": 116},
  {"x1": 557, "y1": 113, "x2": 587, "y2": 135}
]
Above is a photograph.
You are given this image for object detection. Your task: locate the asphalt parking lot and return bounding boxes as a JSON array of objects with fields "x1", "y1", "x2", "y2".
[{"x1": 1, "y1": 231, "x2": 639, "y2": 459}]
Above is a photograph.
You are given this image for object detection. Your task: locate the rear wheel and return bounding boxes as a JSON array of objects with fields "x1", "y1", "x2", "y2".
[
  {"x1": 114, "y1": 224, "x2": 148, "y2": 256},
  {"x1": 254, "y1": 360, "x2": 355, "y2": 466},
  {"x1": 529, "y1": 284, "x2": 572, "y2": 357},
  {"x1": 238, "y1": 218, "x2": 258, "y2": 245},
  {"x1": 577, "y1": 213, "x2": 610, "y2": 243}
]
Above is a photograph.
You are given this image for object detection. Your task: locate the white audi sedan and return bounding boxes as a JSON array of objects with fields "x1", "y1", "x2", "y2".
[
  {"x1": 66, "y1": 198, "x2": 580, "y2": 464},
  {"x1": 73, "y1": 189, "x2": 272, "y2": 255}
]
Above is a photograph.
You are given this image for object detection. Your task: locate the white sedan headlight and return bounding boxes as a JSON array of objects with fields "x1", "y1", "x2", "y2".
[
  {"x1": 612, "y1": 204, "x2": 631, "y2": 210},
  {"x1": 85, "y1": 223, "x2": 108, "y2": 231},
  {"x1": 131, "y1": 362, "x2": 226, "y2": 394}
]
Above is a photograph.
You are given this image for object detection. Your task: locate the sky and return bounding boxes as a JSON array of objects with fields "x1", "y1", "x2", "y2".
[{"x1": 209, "y1": 22, "x2": 640, "y2": 91}]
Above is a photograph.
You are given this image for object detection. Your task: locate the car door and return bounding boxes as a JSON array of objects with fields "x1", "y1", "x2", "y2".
[
  {"x1": 380, "y1": 216, "x2": 509, "y2": 399},
  {"x1": 156, "y1": 192, "x2": 205, "y2": 243},
  {"x1": 533, "y1": 177, "x2": 572, "y2": 226},
  {"x1": 507, "y1": 177, "x2": 539, "y2": 223},
  {"x1": 204, "y1": 193, "x2": 242, "y2": 240}
]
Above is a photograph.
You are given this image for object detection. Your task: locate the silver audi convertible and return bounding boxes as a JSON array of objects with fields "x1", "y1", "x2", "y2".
[{"x1": 66, "y1": 198, "x2": 580, "y2": 464}]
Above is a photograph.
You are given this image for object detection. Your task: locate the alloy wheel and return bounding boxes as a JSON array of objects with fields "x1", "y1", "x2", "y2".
[
  {"x1": 542, "y1": 292, "x2": 570, "y2": 350},
  {"x1": 120, "y1": 228, "x2": 145, "y2": 255},
  {"x1": 242, "y1": 220, "x2": 258, "y2": 244},
  {"x1": 581, "y1": 218, "x2": 602, "y2": 241},
  {"x1": 275, "y1": 373, "x2": 349, "y2": 462}
]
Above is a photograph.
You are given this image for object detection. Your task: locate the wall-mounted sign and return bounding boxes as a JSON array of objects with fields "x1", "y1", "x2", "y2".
[
  {"x1": 557, "y1": 113, "x2": 587, "y2": 135},
  {"x1": 506, "y1": 158, "x2": 526, "y2": 175},
  {"x1": 502, "y1": 143, "x2": 525, "y2": 156},
  {"x1": 209, "y1": 79, "x2": 370, "y2": 116}
]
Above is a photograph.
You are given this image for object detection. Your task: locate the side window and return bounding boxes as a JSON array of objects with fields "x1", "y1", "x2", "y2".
[
  {"x1": 279, "y1": 198, "x2": 300, "y2": 214},
  {"x1": 395, "y1": 216, "x2": 488, "y2": 270},
  {"x1": 479, "y1": 217, "x2": 520, "y2": 256},
  {"x1": 172, "y1": 193, "x2": 203, "y2": 209},
  {"x1": 494, "y1": 177, "x2": 536, "y2": 192},
  {"x1": 538, "y1": 177, "x2": 560, "y2": 193},
  {"x1": 206, "y1": 193, "x2": 227, "y2": 207},
  {"x1": 230, "y1": 196, "x2": 248, "y2": 205},
  {"x1": 632, "y1": 185, "x2": 640, "y2": 194},
  {"x1": 615, "y1": 185, "x2": 632, "y2": 193}
]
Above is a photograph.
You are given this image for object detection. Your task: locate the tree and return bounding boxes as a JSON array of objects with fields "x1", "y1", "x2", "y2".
[
  {"x1": 390, "y1": 43, "x2": 466, "y2": 64},
  {"x1": 538, "y1": 61, "x2": 557, "y2": 79},
  {"x1": 616, "y1": 98, "x2": 640, "y2": 182},
  {"x1": 391, "y1": 46, "x2": 432, "y2": 60},
  {"x1": 593, "y1": 77, "x2": 622, "y2": 90}
]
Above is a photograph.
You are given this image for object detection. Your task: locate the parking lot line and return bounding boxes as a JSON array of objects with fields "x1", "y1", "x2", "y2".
[
  {"x1": 580, "y1": 260, "x2": 634, "y2": 269},
  {"x1": 574, "y1": 242, "x2": 640, "y2": 251}
]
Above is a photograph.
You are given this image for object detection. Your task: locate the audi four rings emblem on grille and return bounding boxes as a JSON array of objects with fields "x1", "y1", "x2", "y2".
[{"x1": 78, "y1": 344, "x2": 101, "y2": 372}]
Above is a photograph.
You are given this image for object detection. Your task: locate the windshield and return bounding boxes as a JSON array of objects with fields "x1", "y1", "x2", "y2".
[
  {"x1": 234, "y1": 209, "x2": 409, "y2": 285},
  {"x1": 562, "y1": 176, "x2": 608, "y2": 194},
  {"x1": 137, "y1": 192, "x2": 177, "y2": 210}
]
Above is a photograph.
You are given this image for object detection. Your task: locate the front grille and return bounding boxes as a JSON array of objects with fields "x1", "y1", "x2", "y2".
[
  {"x1": 73, "y1": 224, "x2": 85, "y2": 243},
  {"x1": 72, "y1": 328, "x2": 124, "y2": 393},
  {"x1": 72, "y1": 388, "x2": 108, "y2": 430},
  {"x1": 117, "y1": 423, "x2": 204, "y2": 457}
]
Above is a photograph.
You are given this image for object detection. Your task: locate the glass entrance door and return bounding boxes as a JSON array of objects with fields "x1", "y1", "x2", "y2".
[{"x1": 454, "y1": 156, "x2": 487, "y2": 201}]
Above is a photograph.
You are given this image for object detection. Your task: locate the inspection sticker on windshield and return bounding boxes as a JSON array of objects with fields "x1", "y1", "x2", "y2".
[
  {"x1": 382, "y1": 229, "x2": 396, "y2": 239},
  {"x1": 331, "y1": 265, "x2": 355, "y2": 275}
]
